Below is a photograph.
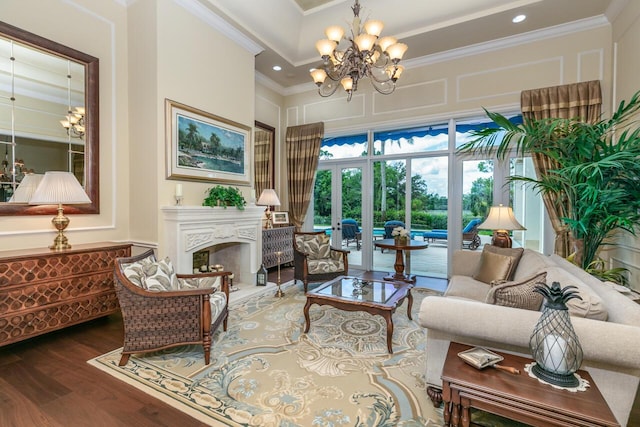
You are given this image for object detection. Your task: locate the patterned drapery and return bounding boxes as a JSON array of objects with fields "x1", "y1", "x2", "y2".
[
  {"x1": 286, "y1": 122, "x2": 324, "y2": 230},
  {"x1": 254, "y1": 127, "x2": 272, "y2": 197},
  {"x1": 520, "y1": 80, "x2": 602, "y2": 257}
]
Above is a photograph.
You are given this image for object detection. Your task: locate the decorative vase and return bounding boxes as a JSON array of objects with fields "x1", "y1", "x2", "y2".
[
  {"x1": 394, "y1": 236, "x2": 407, "y2": 245},
  {"x1": 529, "y1": 281, "x2": 583, "y2": 387}
]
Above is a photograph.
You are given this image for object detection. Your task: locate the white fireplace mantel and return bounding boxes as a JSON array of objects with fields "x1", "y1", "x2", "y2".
[{"x1": 161, "y1": 205, "x2": 264, "y2": 283}]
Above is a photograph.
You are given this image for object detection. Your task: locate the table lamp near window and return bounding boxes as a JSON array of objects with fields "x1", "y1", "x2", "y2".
[
  {"x1": 478, "y1": 204, "x2": 525, "y2": 248},
  {"x1": 29, "y1": 171, "x2": 91, "y2": 250},
  {"x1": 257, "y1": 188, "x2": 280, "y2": 229}
]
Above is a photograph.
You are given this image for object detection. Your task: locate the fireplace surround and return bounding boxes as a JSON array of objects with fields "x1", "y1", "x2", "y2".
[{"x1": 161, "y1": 205, "x2": 264, "y2": 285}]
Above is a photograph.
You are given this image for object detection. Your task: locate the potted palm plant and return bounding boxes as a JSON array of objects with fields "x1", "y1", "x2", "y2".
[{"x1": 458, "y1": 90, "x2": 640, "y2": 282}]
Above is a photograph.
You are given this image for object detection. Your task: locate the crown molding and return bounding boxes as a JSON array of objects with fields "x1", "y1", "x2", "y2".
[{"x1": 173, "y1": 0, "x2": 264, "y2": 55}]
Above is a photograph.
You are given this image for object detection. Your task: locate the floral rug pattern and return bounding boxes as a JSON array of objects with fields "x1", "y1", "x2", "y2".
[{"x1": 89, "y1": 282, "x2": 444, "y2": 426}]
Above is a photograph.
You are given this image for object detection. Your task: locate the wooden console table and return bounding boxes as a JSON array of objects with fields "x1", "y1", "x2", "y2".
[
  {"x1": 441, "y1": 342, "x2": 619, "y2": 427},
  {"x1": 0, "y1": 242, "x2": 132, "y2": 347},
  {"x1": 262, "y1": 226, "x2": 294, "y2": 268}
]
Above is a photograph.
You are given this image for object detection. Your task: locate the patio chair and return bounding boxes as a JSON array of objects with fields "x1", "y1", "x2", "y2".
[
  {"x1": 293, "y1": 231, "x2": 349, "y2": 292},
  {"x1": 113, "y1": 249, "x2": 230, "y2": 366},
  {"x1": 341, "y1": 218, "x2": 361, "y2": 250},
  {"x1": 423, "y1": 218, "x2": 482, "y2": 250}
]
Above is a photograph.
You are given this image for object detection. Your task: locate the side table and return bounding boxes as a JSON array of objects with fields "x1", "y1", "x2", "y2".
[
  {"x1": 441, "y1": 342, "x2": 619, "y2": 427},
  {"x1": 262, "y1": 225, "x2": 294, "y2": 268}
]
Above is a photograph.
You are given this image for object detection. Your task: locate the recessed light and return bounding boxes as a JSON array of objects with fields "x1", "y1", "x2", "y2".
[
  {"x1": 272, "y1": 65, "x2": 282, "y2": 71},
  {"x1": 512, "y1": 14, "x2": 526, "y2": 23}
]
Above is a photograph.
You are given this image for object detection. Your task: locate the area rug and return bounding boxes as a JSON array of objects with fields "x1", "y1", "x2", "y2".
[{"x1": 89, "y1": 280, "x2": 445, "y2": 426}]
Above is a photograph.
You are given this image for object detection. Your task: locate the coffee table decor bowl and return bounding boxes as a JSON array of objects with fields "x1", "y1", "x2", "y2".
[{"x1": 529, "y1": 281, "x2": 584, "y2": 388}]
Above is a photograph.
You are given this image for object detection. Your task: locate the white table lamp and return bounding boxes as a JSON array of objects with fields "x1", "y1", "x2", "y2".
[
  {"x1": 29, "y1": 171, "x2": 91, "y2": 250},
  {"x1": 257, "y1": 189, "x2": 281, "y2": 229}
]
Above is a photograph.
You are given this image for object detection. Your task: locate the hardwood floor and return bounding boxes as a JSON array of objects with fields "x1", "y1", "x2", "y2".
[{"x1": 0, "y1": 267, "x2": 637, "y2": 426}]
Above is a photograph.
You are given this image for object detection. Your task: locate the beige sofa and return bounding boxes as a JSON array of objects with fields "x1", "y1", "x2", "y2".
[{"x1": 418, "y1": 247, "x2": 640, "y2": 426}]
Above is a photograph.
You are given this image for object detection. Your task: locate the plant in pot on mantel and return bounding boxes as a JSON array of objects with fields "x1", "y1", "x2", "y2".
[
  {"x1": 203, "y1": 185, "x2": 246, "y2": 210},
  {"x1": 458, "y1": 90, "x2": 640, "y2": 285}
]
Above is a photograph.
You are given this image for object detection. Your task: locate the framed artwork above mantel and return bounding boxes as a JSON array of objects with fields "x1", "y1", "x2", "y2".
[{"x1": 165, "y1": 99, "x2": 251, "y2": 185}]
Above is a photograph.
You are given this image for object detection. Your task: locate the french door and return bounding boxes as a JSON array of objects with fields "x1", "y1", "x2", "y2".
[{"x1": 312, "y1": 161, "x2": 367, "y2": 269}]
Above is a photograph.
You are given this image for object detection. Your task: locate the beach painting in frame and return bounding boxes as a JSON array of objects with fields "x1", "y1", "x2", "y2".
[{"x1": 166, "y1": 99, "x2": 251, "y2": 184}]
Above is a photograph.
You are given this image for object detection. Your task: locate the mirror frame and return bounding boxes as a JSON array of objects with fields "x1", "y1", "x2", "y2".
[
  {"x1": 254, "y1": 120, "x2": 275, "y2": 189},
  {"x1": 0, "y1": 21, "x2": 99, "y2": 215}
]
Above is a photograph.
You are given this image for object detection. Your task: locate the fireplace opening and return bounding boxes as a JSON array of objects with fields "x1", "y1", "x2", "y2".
[{"x1": 191, "y1": 242, "x2": 250, "y2": 284}]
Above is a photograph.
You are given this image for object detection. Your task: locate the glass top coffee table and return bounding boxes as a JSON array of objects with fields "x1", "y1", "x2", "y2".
[{"x1": 303, "y1": 276, "x2": 414, "y2": 353}]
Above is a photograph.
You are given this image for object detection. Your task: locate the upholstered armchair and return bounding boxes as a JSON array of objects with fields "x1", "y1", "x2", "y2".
[
  {"x1": 113, "y1": 249, "x2": 230, "y2": 366},
  {"x1": 293, "y1": 231, "x2": 349, "y2": 292}
]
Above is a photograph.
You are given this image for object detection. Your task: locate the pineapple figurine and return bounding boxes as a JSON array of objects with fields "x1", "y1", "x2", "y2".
[{"x1": 529, "y1": 281, "x2": 583, "y2": 387}]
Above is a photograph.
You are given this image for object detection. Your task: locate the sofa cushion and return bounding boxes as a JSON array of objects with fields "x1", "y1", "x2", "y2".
[
  {"x1": 485, "y1": 271, "x2": 547, "y2": 311},
  {"x1": 473, "y1": 249, "x2": 513, "y2": 285},
  {"x1": 512, "y1": 249, "x2": 556, "y2": 281},
  {"x1": 545, "y1": 266, "x2": 608, "y2": 320},
  {"x1": 482, "y1": 245, "x2": 524, "y2": 280},
  {"x1": 445, "y1": 275, "x2": 493, "y2": 302}
]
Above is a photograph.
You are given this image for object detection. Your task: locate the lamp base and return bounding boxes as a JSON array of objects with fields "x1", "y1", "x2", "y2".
[
  {"x1": 531, "y1": 362, "x2": 579, "y2": 388},
  {"x1": 491, "y1": 231, "x2": 512, "y2": 248},
  {"x1": 50, "y1": 205, "x2": 71, "y2": 251}
]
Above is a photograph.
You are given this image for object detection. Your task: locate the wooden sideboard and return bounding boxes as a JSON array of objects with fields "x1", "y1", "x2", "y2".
[
  {"x1": 0, "y1": 242, "x2": 132, "y2": 347},
  {"x1": 262, "y1": 226, "x2": 294, "y2": 268}
]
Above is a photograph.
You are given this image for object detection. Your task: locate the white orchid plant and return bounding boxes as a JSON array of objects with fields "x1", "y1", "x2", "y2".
[{"x1": 391, "y1": 226, "x2": 410, "y2": 239}]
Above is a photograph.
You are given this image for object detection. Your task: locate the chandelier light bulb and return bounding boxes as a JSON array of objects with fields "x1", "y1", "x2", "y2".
[
  {"x1": 354, "y1": 33, "x2": 376, "y2": 51},
  {"x1": 364, "y1": 20, "x2": 384, "y2": 36},
  {"x1": 316, "y1": 39, "x2": 336, "y2": 57},
  {"x1": 386, "y1": 43, "x2": 408, "y2": 61},
  {"x1": 310, "y1": 68, "x2": 328, "y2": 85},
  {"x1": 377, "y1": 36, "x2": 397, "y2": 53},
  {"x1": 325, "y1": 25, "x2": 345, "y2": 42},
  {"x1": 341, "y1": 77, "x2": 353, "y2": 91}
]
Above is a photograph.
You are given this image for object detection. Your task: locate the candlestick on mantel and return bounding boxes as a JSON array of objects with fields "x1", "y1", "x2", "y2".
[{"x1": 175, "y1": 184, "x2": 183, "y2": 206}]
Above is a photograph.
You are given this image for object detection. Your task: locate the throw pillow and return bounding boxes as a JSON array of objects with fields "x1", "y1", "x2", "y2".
[
  {"x1": 485, "y1": 271, "x2": 547, "y2": 311},
  {"x1": 472, "y1": 249, "x2": 513, "y2": 285},
  {"x1": 482, "y1": 244, "x2": 524, "y2": 280},
  {"x1": 121, "y1": 255, "x2": 155, "y2": 288},
  {"x1": 142, "y1": 257, "x2": 179, "y2": 291}
]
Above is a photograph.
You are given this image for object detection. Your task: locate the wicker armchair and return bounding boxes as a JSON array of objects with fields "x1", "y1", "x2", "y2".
[
  {"x1": 293, "y1": 231, "x2": 349, "y2": 292},
  {"x1": 113, "y1": 249, "x2": 230, "y2": 366}
]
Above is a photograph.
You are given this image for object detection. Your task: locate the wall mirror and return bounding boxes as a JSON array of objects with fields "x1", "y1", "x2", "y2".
[
  {"x1": 0, "y1": 21, "x2": 99, "y2": 215},
  {"x1": 254, "y1": 121, "x2": 275, "y2": 196}
]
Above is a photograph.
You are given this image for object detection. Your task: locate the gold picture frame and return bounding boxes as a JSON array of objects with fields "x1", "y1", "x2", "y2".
[{"x1": 165, "y1": 99, "x2": 251, "y2": 185}]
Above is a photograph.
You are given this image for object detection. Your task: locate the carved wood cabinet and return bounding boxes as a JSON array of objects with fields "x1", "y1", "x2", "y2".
[
  {"x1": 262, "y1": 226, "x2": 294, "y2": 268},
  {"x1": 0, "y1": 242, "x2": 131, "y2": 347}
]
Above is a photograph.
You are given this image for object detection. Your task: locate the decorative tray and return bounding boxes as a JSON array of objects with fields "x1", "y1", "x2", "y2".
[{"x1": 458, "y1": 346, "x2": 504, "y2": 369}]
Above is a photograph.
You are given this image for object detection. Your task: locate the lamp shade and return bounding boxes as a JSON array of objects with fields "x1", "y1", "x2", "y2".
[
  {"x1": 9, "y1": 173, "x2": 44, "y2": 203},
  {"x1": 29, "y1": 171, "x2": 91, "y2": 205},
  {"x1": 478, "y1": 204, "x2": 525, "y2": 231},
  {"x1": 257, "y1": 189, "x2": 280, "y2": 207}
]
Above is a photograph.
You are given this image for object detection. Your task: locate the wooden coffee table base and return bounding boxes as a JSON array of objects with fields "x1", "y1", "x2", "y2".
[
  {"x1": 441, "y1": 342, "x2": 619, "y2": 427},
  {"x1": 303, "y1": 277, "x2": 413, "y2": 354}
]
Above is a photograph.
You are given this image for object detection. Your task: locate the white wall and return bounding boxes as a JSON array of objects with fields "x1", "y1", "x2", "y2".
[
  {"x1": 611, "y1": 1, "x2": 640, "y2": 290},
  {"x1": 0, "y1": 0, "x2": 258, "y2": 258},
  {"x1": 0, "y1": 0, "x2": 130, "y2": 249}
]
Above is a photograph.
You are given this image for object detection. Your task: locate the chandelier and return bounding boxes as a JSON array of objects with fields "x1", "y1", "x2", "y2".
[
  {"x1": 310, "y1": 0, "x2": 407, "y2": 101},
  {"x1": 60, "y1": 106, "x2": 85, "y2": 138}
]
